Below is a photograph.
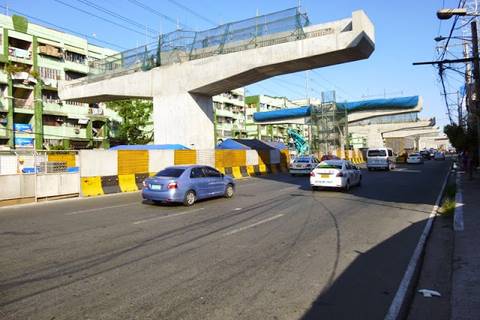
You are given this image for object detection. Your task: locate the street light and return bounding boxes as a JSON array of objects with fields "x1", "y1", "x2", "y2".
[
  {"x1": 437, "y1": 8, "x2": 480, "y2": 166},
  {"x1": 437, "y1": 8, "x2": 468, "y2": 19}
]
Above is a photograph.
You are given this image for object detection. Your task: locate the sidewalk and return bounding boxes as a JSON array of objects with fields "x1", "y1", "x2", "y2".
[{"x1": 451, "y1": 171, "x2": 480, "y2": 320}]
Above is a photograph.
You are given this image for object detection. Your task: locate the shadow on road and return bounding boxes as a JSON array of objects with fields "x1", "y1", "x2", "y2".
[{"x1": 299, "y1": 219, "x2": 426, "y2": 319}]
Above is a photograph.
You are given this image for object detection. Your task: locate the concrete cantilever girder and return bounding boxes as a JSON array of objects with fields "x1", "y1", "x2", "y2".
[{"x1": 59, "y1": 10, "x2": 375, "y2": 149}]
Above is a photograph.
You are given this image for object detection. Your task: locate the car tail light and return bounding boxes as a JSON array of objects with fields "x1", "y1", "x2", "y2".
[
  {"x1": 142, "y1": 180, "x2": 148, "y2": 188},
  {"x1": 336, "y1": 172, "x2": 344, "y2": 177},
  {"x1": 310, "y1": 171, "x2": 316, "y2": 177},
  {"x1": 167, "y1": 182, "x2": 178, "y2": 189}
]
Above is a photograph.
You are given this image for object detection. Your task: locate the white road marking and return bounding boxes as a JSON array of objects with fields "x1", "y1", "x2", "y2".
[
  {"x1": 132, "y1": 208, "x2": 205, "y2": 225},
  {"x1": 224, "y1": 213, "x2": 284, "y2": 236},
  {"x1": 384, "y1": 167, "x2": 451, "y2": 320},
  {"x1": 234, "y1": 208, "x2": 242, "y2": 211},
  {"x1": 454, "y1": 172, "x2": 464, "y2": 231},
  {"x1": 65, "y1": 203, "x2": 136, "y2": 216},
  {"x1": 394, "y1": 168, "x2": 422, "y2": 173}
]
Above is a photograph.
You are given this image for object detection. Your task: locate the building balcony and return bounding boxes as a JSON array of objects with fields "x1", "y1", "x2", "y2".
[
  {"x1": 8, "y1": 47, "x2": 32, "y2": 63},
  {"x1": 64, "y1": 60, "x2": 89, "y2": 75},
  {"x1": 43, "y1": 125, "x2": 87, "y2": 139},
  {"x1": 216, "y1": 122, "x2": 234, "y2": 131},
  {"x1": 42, "y1": 101, "x2": 90, "y2": 116},
  {"x1": 0, "y1": 126, "x2": 7, "y2": 138},
  {"x1": 0, "y1": 71, "x2": 8, "y2": 84},
  {"x1": 14, "y1": 98, "x2": 34, "y2": 114},
  {"x1": 215, "y1": 108, "x2": 235, "y2": 118}
]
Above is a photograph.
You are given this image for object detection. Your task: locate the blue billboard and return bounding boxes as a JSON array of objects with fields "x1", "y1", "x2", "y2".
[
  {"x1": 14, "y1": 123, "x2": 33, "y2": 132},
  {"x1": 15, "y1": 137, "x2": 34, "y2": 147}
]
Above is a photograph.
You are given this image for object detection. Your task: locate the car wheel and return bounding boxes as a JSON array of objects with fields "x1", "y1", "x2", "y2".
[
  {"x1": 183, "y1": 190, "x2": 196, "y2": 206},
  {"x1": 224, "y1": 184, "x2": 234, "y2": 198},
  {"x1": 344, "y1": 180, "x2": 350, "y2": 192}
]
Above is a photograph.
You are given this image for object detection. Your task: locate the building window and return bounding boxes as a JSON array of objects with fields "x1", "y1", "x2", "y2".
[
  {"x1": 64, "y1": 51, "x2": 86, "y2": 64},
  {"x1": 39, "y1": 67, "x2": 61, "y2": 80}
]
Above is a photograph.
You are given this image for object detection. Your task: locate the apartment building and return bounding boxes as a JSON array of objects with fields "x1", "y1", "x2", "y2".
[
  {"x1": 213, "y1": 88, "x2": 246, "y2": 143},
  {"x1": 0, "y1": 14, "x2": 120, "y2": 150}
]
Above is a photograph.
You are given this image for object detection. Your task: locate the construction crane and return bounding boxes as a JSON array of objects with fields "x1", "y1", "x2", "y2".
[{"x1": 287, "y1": 128, "x2": 309, "y2": 156}]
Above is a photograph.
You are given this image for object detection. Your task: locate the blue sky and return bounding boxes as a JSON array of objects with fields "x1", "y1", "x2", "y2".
[{"x1": 4, "y1": 0, "x2": 463, "y2": 127}]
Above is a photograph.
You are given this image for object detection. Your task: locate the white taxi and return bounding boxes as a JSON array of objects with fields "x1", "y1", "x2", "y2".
[
  {"x1": 289, "y1": 155, "x2": 320, "y2": 176},
  {"x1": 310, "y1": 160, "x2": 362, "y2": 191}
]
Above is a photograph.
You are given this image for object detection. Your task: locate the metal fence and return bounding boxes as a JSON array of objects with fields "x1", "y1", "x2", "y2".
[{"x1": 75, "y1": 7, "x2": 309, "y2": 85}]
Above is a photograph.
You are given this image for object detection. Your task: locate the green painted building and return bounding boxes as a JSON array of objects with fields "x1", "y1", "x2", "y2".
[{"x1": 0, "y1": 14, "x2": 121, "y2": 150}]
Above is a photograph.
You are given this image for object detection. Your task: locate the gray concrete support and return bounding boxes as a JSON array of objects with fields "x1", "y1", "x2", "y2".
[{"x1": 153, "y1": 93, "x2": 214, "y2": 149}]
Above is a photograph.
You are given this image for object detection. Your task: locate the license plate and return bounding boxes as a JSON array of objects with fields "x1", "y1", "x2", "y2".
[
  {"x1": 320, "y1": 174, "x2": 330, "y2": 178},
  {"x1": 150, "y1": 184, "x2": 161, "y2": 190}
]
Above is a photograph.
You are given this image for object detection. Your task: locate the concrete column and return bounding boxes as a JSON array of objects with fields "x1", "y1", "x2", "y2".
[{"x1": 153, "y1": 92, "x2": 214, "y2": 149}]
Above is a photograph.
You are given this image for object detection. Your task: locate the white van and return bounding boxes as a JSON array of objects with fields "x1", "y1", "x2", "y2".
[{"x1": 366, "y1": 148, "x2": 396, "y2": 171}]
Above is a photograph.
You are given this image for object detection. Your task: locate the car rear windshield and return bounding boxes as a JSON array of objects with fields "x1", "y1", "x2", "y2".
[
  {"x1": 155, "y1": 168, "x2": 185, "y2": 177},
  {"x1": 318, "y1": 162, "x2": 342, "y2": 169},
  {"x1": 368, "y1": 150, "x2": 387, "y2": 157},
  {"x1": 295, "y1": 159, "x2": 311, "y2": 163}
]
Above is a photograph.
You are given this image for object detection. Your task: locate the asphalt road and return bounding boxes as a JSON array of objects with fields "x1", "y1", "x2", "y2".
[{"x1": 0, "y1": 160, "x2": 450, "y2": 320}]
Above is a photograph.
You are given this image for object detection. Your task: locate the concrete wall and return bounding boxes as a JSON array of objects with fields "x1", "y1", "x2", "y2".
[
  {"x1": 80, "y1": 150, "x2": 118, "y2": 177},
  {"x1": 0, "y1": 174, "x2": 35, "y2": 201},
  {"x1": 36, "y1": 173, "x2": 80, "y2": 197}
]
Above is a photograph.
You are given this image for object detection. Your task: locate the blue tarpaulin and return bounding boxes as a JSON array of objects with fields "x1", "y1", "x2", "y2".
[
  {"x1": 253, "y1": 96, "x2": 420, "y2": 122},
  {"x1": 217, "y1": 139, "x2": 287, "y2": 150},
  {"x1": 109, "y1": 144, "x2": 190, "y2": 150},
  {"x1": 336, "y1": 96, "x2": 419, "y2": 111}
]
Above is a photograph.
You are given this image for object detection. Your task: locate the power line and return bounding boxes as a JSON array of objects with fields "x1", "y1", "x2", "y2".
[
  {"x1": 53, "y1": 0, "x2": 157, "y2": 39},
  {"x1": 166, "y1": 0, "x2": 217, "y2": 27},
  {"x1": 126, "y1": 0, "x2": 191, "y2": 29},
  {"x1": 74, "y1": 0, "x2": 159, "y2": 35},
  {"x1": 0, "y1": 4, "x2": 125, "y2": 50}
]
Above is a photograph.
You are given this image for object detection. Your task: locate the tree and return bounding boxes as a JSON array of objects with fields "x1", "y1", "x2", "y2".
[
  {"x1": 444, "y1": 123, "x2": 478, "y2": 152},
  {"x1": 106, "y1": 99, "x2": 153, "y2": 145}
]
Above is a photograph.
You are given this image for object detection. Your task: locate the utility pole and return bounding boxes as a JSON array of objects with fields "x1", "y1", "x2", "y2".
[{"x1": 471, "y1": 20, "x2": 480, "y2": 164}]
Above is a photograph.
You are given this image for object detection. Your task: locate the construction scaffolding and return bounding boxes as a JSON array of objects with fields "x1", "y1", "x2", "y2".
[{"x1": 309, "y1": 91, "x2": 349, "y2": 155}]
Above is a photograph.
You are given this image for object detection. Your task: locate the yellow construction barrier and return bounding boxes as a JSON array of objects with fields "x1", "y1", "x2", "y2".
[
  {"x1": 118, "y1": 174, "x2": 139, "y2": 192},
  {"x1": 232, "y1": 167, "x2": 243, "y2": 179},
  {"x1": 81, "y1": 177, "x2": 104, "y2": 197},
  {"x1": 247, "y1": 165, "x2": 255, "y2": 176},
  {"x1": 118, "y1": 150, "x2": 148, "y2": 175},
  {"x1": 174, "y1": 150, "x2": 197, "y2": 165},
  {"x1": 259, "y1": 164, "x2": 267, "y2": 174}
]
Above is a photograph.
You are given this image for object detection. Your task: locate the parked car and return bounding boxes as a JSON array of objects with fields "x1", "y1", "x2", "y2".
[
  {"x1": 434, "y1": 151, "x2": 446, "y2": 161},
  {"x1": 289, "y1": 155, "x2": 320, "y2": 176},
  {"x1": 406, "y1": 153, "x2": 424, "y2": 164},
  {"x1": 310, "y1": 160, "x2": 362, "y2": 191},
  {"x1": 366, "y1": 147, "x2": 396, "y2": 171},
  {"x1": 142, "y1": 165, "x2": 235, "y2": 206}
]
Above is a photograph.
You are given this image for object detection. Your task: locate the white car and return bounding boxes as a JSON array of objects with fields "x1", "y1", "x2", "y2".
[
  {"x1": 290, "y1": 155, "x2": 319, "y2": 176},
  {"x1": 366, "y1": 147, "x2": 396, "y2": 171},
  {"x1": 310, "y1": 160, "x2": 362, "y2": 191},
  {"x1": 406, "y1": 153, "x2": 424, "y2": 164}
]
